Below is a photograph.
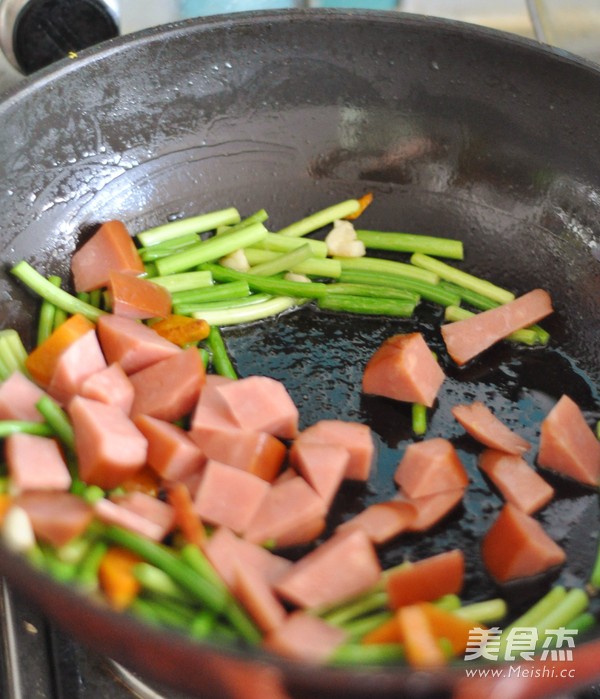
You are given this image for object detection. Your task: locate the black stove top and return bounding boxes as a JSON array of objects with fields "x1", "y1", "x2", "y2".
[{"x1": 0, "y1": 579, "x2": 191, "y2": 699}]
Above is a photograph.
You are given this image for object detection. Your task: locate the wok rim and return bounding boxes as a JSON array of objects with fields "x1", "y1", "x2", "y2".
[{"x1": 2, "y1": 7, "x2": 600, "y2": 111}]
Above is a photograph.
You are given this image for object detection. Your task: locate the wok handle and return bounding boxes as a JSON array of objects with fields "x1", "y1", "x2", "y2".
[{"x1": 453, "y1": 642, "x2": 600, "y2": 699}]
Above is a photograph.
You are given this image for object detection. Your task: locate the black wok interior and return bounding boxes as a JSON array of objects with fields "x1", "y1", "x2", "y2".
[{"x1": 0, "y1": 9, "x2": 600, "y2": 698}]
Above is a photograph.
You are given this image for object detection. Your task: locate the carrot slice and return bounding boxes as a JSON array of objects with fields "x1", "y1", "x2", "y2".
[
  {"x1": 119, "y1": 466, "x2": 162, "y2": 497},
  {"x1": 397, "y1": 604, "x2": 446, "y2": 668},
  {"x1": 0, "y1": 494, "x2": 13, "y2": 524},
  {"x1": 150, "y1": 315, "x2": 210, "y2": 347},
  {"x1": 361, "y1": 616, "x2": 401, "y2": 645},
  {"x1": 343, "y1": 192, "x2": 373, "y2": 220},
  {"x1": 167, "y1": 482, "x2": 206, "y2": 548},
  {"x1": 25, "y1": 313, "x2": 95, "y2": 387},
  {"x1": 386, "y1": 549, "x2": 465, "y2": 609},
  {"x1": 98, "y1": 546, "x2": 142, "y2": 611},
  {"x1": 109, "y1": 271, "x2": 172, "y2": 320},
  {"x1": 419, "y1": 602, "x2": 484, "y2": 655}
]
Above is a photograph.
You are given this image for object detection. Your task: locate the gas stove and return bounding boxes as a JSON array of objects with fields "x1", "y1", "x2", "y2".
[{"x1": 0, "y1": 2, "x2": 599, "y2": 698}]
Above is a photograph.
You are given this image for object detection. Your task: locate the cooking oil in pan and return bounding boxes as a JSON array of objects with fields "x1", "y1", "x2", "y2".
[{"x1": 224, "y1": 301, "x2": 600, "y2": 620}]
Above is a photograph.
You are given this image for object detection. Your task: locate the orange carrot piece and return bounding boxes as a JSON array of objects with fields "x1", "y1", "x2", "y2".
[
  {"x1": 361, "y1": 616, "x2": 401, "y2": 645},
  {"x1": 167, "y1": 482, "x2": 206, "y2": 548},
  {"x1": 0, "y1": 494, "x2": 13, "y2": 524},
  {"x1": 344, "y1": 193, "x2": 373, "y2": 220},
  {"x1": 98, "y1": 547, "x2": 142, "y2": 611},
  {"x1": 150, "y1": 315, "x2": 210, "y2": 347},
  {"x1": 397, "y1": 604, "x2": 446, "y2": 668},
  {"x1": 419, "y1": 602, "x2": 484, "y2": 656},
  {"x1": 25, "y1": 313, "x2": 96, "y2": 387},
  {"x1": 109, "y1": 271, "x2": 172, "y2": 320},
  {"x1": 119, "y1": 466, "x2": 162, "y2": 497},
  {"x1": 386, "y1": 549, "x2": 465, "y2": 610}
]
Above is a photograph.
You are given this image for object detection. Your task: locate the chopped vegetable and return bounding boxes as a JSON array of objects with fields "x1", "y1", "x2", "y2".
[
  {"x1": 155, "y1": 222, "x2": 268, "y2": 276},
  {"x1": 386, "y1": 550, "x2": 465, "y2": 609},
  {"x1": 25, "y1": 313, "x2": 96, "y2": 387},
  {"x1": 356, "y1": 230, "x2": 464, "y2": 260},
  {"x1": 0, "y1": 329, "x2": 29, "y2": 379},
  {"x1": 397, "y1": 604, "x2": 447, "y2": 668},
  {"x1": 136, "y1": 207, "x2": 241, "y2": 247},
  {"x1": 98, "y1": 546, "x2": 143, "y2": 610},
  {"x1": 324, "y1": 220, "x2": 366, "y2": 258},
  {"x1": 1, "y1": 196, "x2": 594, "y2": 670},
  {"x1": 275, "y1": 199, "x2": 362, "y2": 237},
  {"x1": 410, "y1": 252, "x2": 514, "y2": 304},
  {"x1": 149, "y1": 315, "x2": 210, "y2": 347}
]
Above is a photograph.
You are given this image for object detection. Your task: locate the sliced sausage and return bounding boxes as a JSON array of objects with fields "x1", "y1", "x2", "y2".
[
  {"x1": 108, "y1": 271, "x2": 172, "y2": 320},
  {"x1": 452, "y1": 401, "x2": 530, "y2": 455},
  {"x1": 202, "y1": 526, "x2": 291, "y2": 589},
  {"x1": 274, "y1": 529, "x2": 381, "y2": 609},
  {"x1": 288, "y1": 441, "x2": 349, "y2": 506},
  {"x1": 129, "y1": 346, "x2": 205, "y2": 422},
  {"x1": 71, "y1": 220, "x2": 144, "y2": 292},
  {"x1": 362, "y1": 332, "x2": 445, "y2": 407},
  {"x1": 243, "y1": 476, "x2": 327, "y2": 548},
  {"x1": 441, "y1": 289, "x2": 553, "y2": 366},
  {"x1": 479, "y1": 449, "x2": 554, "y2": 514},
  {"x1": 48, "y1": 329, "x2": 107, "y2": 405},
  {"x1": 94, "y1": 497, "x2": 172, "y2": 541},
  {"x1": 538, "y1": 394, "x2": 600, "y2": 487},
  {"x1": 295, "y1": 420, "x2": 375, "y2": 481},
  {"x1": 97, "y1": 314, "x2": 181, "y2": 375},
  {"x1": 134, "y1": 414, "x2": 205, "y2": 481},
  {"x1": 6, "y1": 433, "x2": 71, "y2": 492},
  {"x1": 336, "y1": 500, "x2": 417, "y2": 544},
  {"x1": 393, "y1": 438, "x2": 469, "y2": 498},
  {"x1": 16, "y1": 492, "x2": 94, "y2": 548},
  {"x1": 263, "y1": 611, "x2": 347, "y2": 663},
  {"x1": 212, "y1": 375, "x2": 299, "y2": 440},
  {"x1": 401, "y1": 488, "x2": 466, "y2": 532},
  {"x1": 190, "y1": 427, "x2": 286, "y2": 483},
  {"x1": 69, "y1": 396, "x2": 148, "y2": 490},
  {"x1": 481, "y1": 503, "x2": 566, "y2": 583},
  {"x1": 232, "y1": 562, "x2": 287, "y2": 634},
  {"x1": 0, "y1": 371, "x2": 47, "y2": 422},
  {"x1": 193, "y1": 459, "x2": 270, "y2": 535},
  {"x1": 79, "y1": 362, "x2": 135, "y2": 414}
]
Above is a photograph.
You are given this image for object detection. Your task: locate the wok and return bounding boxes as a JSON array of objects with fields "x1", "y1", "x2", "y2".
[{"x1": 0, "y1": 8, "x2": 600, "y2": 699}]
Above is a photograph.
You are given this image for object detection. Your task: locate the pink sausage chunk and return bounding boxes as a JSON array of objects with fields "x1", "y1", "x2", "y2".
[
  {"x1": 452, "y1": 401, "x2": 531, "y2": 455},
  {"x1": 441, "y1": 289, "x2": 553, "y2": 366},
  {"x1": 69, "y1": 396, "x2": 148, "y2": 490},
  {"x1": 362, "y1": 332, "x2": 445, "y2": 407},
  {"x1": 6, "y1": 433, "x2": 71, "y2": 492}
]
